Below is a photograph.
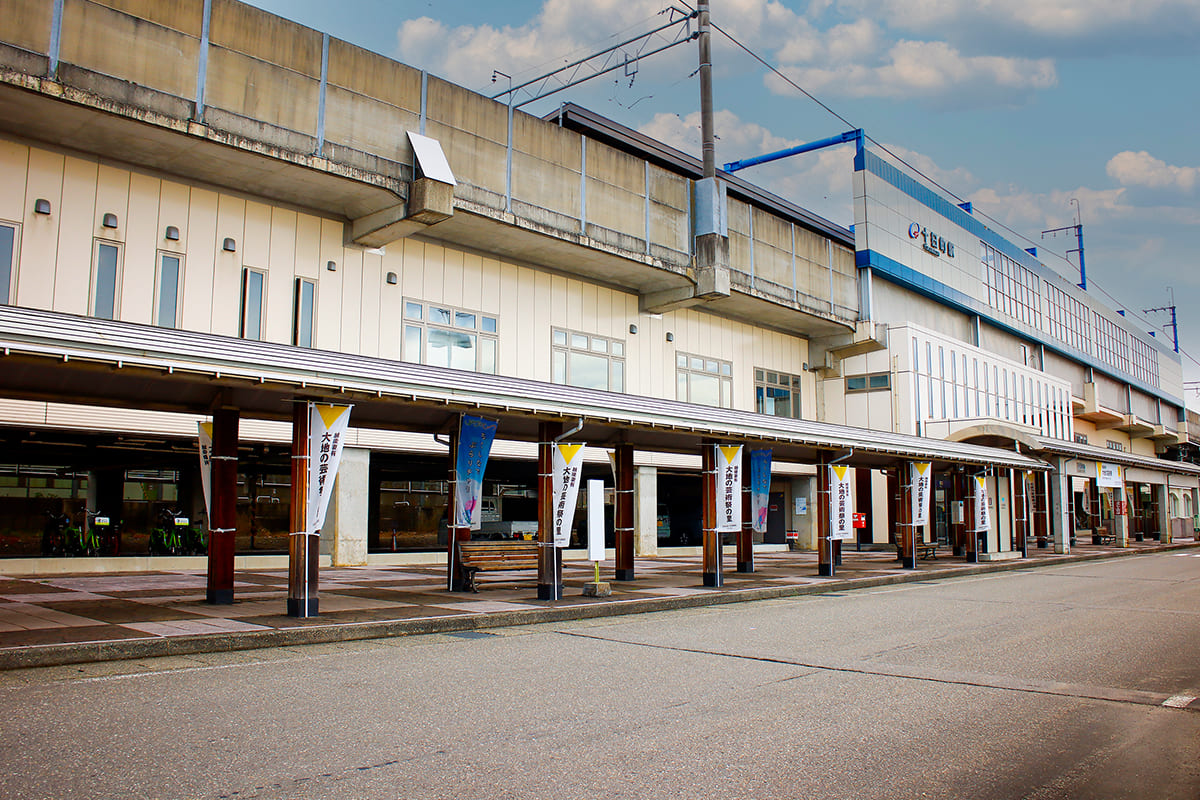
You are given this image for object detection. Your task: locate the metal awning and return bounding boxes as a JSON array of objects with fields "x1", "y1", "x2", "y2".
[
  {"x1": 0, "y1": 306, "x2": 1047, "y2": 471},
  {"x1": 1033, "y1": 436, "x2": 1200, "y2": 477}
]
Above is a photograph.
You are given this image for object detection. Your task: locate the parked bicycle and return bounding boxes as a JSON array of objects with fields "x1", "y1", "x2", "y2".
[
  {"x1": 149, "y1": 508, "x2": 188, "y2": 556},
  {"x1": 87, "y1": 510, "x2": 119, "y2": 556},
  {"x1": 41, "y1": 510, "x2": 71, "y2": 556},
  {"x1": 63, "y1": 513, "x2": 98, "y2": 557}
]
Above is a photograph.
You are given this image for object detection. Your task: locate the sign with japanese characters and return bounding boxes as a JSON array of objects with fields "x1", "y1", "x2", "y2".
[
  {"x1": 750, "y1": 449, "x2": 772, "y2": 534},
  {"x1": 830, "y1": 465, "x2": 854, "y2": 540},
  {"x1": 455, "y1": 414, "x2": 498, "y2": 530},
  {"x1": 973, "y1": 474, "x2": 991, "y2": 531},
  {"x1": 716, "y1": 445, "x2": 743, "y2": 533},
  {"x1": 1097, "y1": 462, "x2": 1123, "y2": 489},
  {"x1": 307, "y1": 404, "x2": 352, "y2": 534},
  {"x1": 552, "y1": 443, "x2": 586, "y2": 547},
  {"x1": 197, "y1": 421, "x2": 213, "y2": 521},
  {"x1": 911, "y1": 461, "x2": 932, "y2": 526}
]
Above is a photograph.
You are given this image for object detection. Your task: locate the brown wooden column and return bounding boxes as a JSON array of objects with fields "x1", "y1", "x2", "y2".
[
  {"x1": 537, "y1": 421, "x2": 563, "y2": 600},
  {"x1": 965, "y1": 473, "x2": 980, "y2": 563},
  {"x1": 614, "y1": 443, "x2": 635, "y2": 582},
  {"x1": 817, "y1": 453, "x2": 834, "y2": 577},
  {"x1": 287, "y1": 402, "x2": 317, "y2": 617},
  {"x1": 737, "y1": 478, "x2": 753, "y2": 573},
  {"x1": 701, "y1": 441, "x2": 722, "y2": 587},
  {"x1": 1013, "y1": 470, "x2": 1029, "y2": 557},
  {"x1": 949, "y1": 469, "x2": 965, "y2": 556},
  {"x1": 446, "y1": 423, "x2": 469, "y2": 592},
  {"x1": 206, "y1": 407, "x2": 239, "y2": 604},
  {"x1": 1034, "y1": 470, "x2": 1049, "y2": 548},
  {"x1": 898, "y1": 461, "x2": 916, "y2": 569},
  {"x1": 887, "y1": 468, "x2": 901, "y2": 561}
]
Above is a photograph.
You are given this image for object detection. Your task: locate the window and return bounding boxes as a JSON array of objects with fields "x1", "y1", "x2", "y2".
[
  {"x1": 1074, "y1": 433, "x2": 1088, "y2": 445},
  {"x1": 846, "y1": 372, "x2": 891, "y2": 392},
  {"x1": 755, "y1": 370, "x2": 801, "y2": 418},
  {"x1": 240, "y1": 268, "x2": 265, "y2": 340},
  {"x1": 293, "y1": 278, "x2": 315, "y2": 347},
  {"x1": 1106, "y1": 440, "x2": 1126, "y2": 452},
  {"x1": 676, "y1": 352, "x2": 732, "y2": 408},
  {"x1": 981, "y1": 241, "x2": 1039, "y2": 326},
  {"x1": 552, "y1": 328, "x2": 625, "y2": 392},
  {"x1": 0, "y1": 222, "x2": 16, "y2": 304},
  {"x1": 155, "y1": 252, "x2": 181, "y2": 328},
  {"x1": 92, "y1": 240, "x2": 122, "y2": 320},
  {"x1": 402, "y1": 300, "x2": 497, "y2": 374}
]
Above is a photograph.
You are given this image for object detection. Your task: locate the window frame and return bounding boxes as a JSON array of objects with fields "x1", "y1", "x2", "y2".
[
  {"x1": 240, "y1": 267, "x2": 266, "y2": 341},
  {"x1": 675, "y1": 351, "x2": 733, "y2": 408},
  {"x1": 551, "y1": 327, "x2": 626, "y2": 393},
  {"x1": 402, "y1": 298, "x2": 498, "y2": 374},
  {"x1": 845, "y1": 371, "x2": 891, "y2": 393},
  {"x1": 0, "y1": 220, "x2": 18, "y2": 305},
  {"x1": 91, "y1": 239, "x2": 123, "y2": 320},
  {"x1": 154, "y1": 250, "x2": 183, "y2": 329},
  {"x1": 754, "y1": 369, "x2": 802, "y2": 419},
  {"x1": 292, "y1": 276, "x2": 316, "y2": 348}
]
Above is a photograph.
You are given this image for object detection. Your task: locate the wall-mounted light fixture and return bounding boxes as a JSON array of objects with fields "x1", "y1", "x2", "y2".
[
  {"x1": 628, "y1": 323, "x2": 638, "y2": 335},
  {"x1": 386, "y1": 272, "x2": 398, "y2": 285},
  {"x1": 222, "y1": 237, "x2": 236, "y2": 252},
  {"x1": 326, "y1": 260, "x2": 337, "y2": 272},
  {"x1": 33, "y1": 199, "x2": 51, "y2": 215},
  {"x1": 665, "y1": 332, "x2": 674, "y2": 342},
  {"x1": 164, "y1": 226, "x2": 180, "y2": 241},
  {"x1": 102, "y1": 213, "x2": 118, "y2": 228}
]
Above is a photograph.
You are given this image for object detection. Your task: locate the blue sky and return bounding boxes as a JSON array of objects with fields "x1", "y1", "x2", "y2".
[{"x1": 246, "y1": 0, "x2": 1200, "y2": 392}]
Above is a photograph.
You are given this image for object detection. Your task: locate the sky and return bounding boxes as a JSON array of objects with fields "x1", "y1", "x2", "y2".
[{"x1": 245, "y1": 0, "x2": 1200, "y2": 395}]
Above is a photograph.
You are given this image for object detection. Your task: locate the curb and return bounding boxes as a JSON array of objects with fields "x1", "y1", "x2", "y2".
[{"x1": 2, "y1": 543, "x2": 1196, "y2": 670}]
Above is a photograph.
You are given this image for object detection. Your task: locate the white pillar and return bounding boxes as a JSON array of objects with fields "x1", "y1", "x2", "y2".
[
  {"x1": 1155, "y1": 482, "x2": 1170, "y2": 543},
  {"x1": 323, "y1": 446, "x2": 369, "y2": 566},
  {"x1": 1049, "y1": 457, "x2": 1071, "y2": 555},
  {"x1": 634, "y1": 465, "x2": 658, "y2": 557}
]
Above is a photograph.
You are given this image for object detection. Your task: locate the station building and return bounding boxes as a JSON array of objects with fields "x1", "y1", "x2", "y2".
[{"x1": 0, "y1": 0, "x2": 1192, "y2": 597}]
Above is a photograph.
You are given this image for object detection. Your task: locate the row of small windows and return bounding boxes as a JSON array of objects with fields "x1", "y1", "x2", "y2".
[
  {"x1": 911, "y1": 335, "x2": 1073, "y2": 441},
  {"x1": 981, "y1": 239, "x2": 1160, "y2": 387}
]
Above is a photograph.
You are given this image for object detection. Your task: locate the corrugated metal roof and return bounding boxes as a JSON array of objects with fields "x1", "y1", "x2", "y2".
[
  {"x1": 0, "y1": 306, "x2": 1047, "y2": 470},
  {"x1": 1034, "y1": 436, "x2": 1200, "y2": 477}
]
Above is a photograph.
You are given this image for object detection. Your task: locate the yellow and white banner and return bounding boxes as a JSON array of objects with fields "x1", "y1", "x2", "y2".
[
  {"x1": 973, "y1": 474, "x2": 991, "y2": 531},
  {"x1": 197, "y1": 421, "x2": 213, "y2": 521},
  {"x1": 1097, "y1": 462, "x2": 1123, "y2": 489},
  {"x1": 830, "y1": 464, "x2": 854, "y2": 540},
  {"x1": 716, "y1": 445, "x2": 743, "y2": 533},
  {"x1": 307, "y1": 403, "x2": 352, "y2": 535},
  {"x1": 911, "y1": 462, "x2": 932, "y2": 527},
  {"x1": 552, "y1": 443, "x2": 586, "y2": 547}
]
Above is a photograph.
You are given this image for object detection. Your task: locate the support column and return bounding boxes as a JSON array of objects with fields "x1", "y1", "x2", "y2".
[
  {"x1": 1114, "y1": 486, "x2": 1130, "y2": 547},
  {"x1": 964, "y1": 472, "x2": 979, "y2": 564},
  {"x1": 537, "y1": 421, "x2": 563, "y2": 601},
  {"x1": 817, "y1": 454, "x2": 834, "y2": 577},
  {"x1": 1156, "y1": 483, "x2": 1170, "y2": 543},
  {"x1": 324, "y1": 447, "x2": 369, "y2": 566},
  {"x1": 206, "y1": 407, "x2": 238, "y2": 604},
  {"x1": 288, "y1": 402, "x2": 317, "y2": 618},
  {"x1": 1033, "y1": 470, "x2": 1049, "y2": 548},
  {"x1": 951, "y1": 470, "x2": 967, "y2": 557},
  {"x1": 1049, "y1": 456, "x2": 1071, "y2": 555},
  {"x1": 1013, "y1": 471, "x2": 1029, "y2": 557},
  {"x1": 702, "y1": 441, "x2": 722, "y2": 587},
  {"x1": 614, "y1": 444, "x2": 635, "y2": 581},
  {"x1": 898, "y1": 461, "x2": 916, "y2": 569},
  {"x1": 446, "y1": 424, "x2": 469, "y2": 592},
  {"x1": 738, "y1": 477, "x2": 753, "y2": 573},
  {"x1": 634, "y1": 465, "x2": 658, "y2": 557}
]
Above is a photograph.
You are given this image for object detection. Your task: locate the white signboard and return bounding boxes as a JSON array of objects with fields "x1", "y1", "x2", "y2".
[
  {"x1": 716, "y1": 445, "x2": 743, "y2": 533},
  {"x1": 552, "y1": 443, "x2": 586, "y2": 547},
  {"x1": 197, "y1": 421, "x2": 213, "y2": 521},
  {"x1": 830, "y1": 465, "x2": 854, "y2": 540},
  {"x1": 1097, "y1": 462, "x2": 1124, "y2": 489},
  {"x1": 586, "y1": 479, "x2": 604, "y2": 561},
  {"x1": 306, "y1": 404, "x2": 352, "y2": 535},
  {"x1": 973, "y1": 475, "x2": 991, "y2": 532},
  {"x1": 911, "y1": 461, "x2": 932, "y2": 526}
]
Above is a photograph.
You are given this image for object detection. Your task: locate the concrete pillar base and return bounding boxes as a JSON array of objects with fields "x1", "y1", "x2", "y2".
[{"x1": 583, "y1": 581, "x2": 612, "y2": 597}]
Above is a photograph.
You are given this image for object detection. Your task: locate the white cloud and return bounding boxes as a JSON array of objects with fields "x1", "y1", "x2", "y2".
[{"x1": 1107, "y1": 151, "x2": 1199, "y2": 194}]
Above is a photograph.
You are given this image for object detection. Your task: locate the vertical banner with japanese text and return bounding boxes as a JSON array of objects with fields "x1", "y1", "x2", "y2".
[
  {"x1": 307, "y1": 404, "x2": 352, "y2": 535},
  {"x1": 197, "y1": 421, "x2": 213, "y2": 522},
  {"x1": 973, "y1": 474, "x2": 991, "y2": 531},
  {"x1": 750, "y1": 449, "x2": 772, "y2": 534},
  {"x1": 552, "y1": 443, "x2": 585, "y2": 547},
  {"x1": 455, "y1": 415, "x2": 498, "y2": 530},
  {"x1": 911, "y1": 461, "x2": 932, "y2": 526},
  {"x1": 830, "y1": 465, "x2": 854, "y2": 540},
  {"x1": 716, "y1": 445, "x2": 743, "y2": 532}
]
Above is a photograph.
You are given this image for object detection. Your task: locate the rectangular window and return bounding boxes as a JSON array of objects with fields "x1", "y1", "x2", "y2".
[
  {"x1": 0, "y1": 222, "x2": 16, "y2": 304},
  {"x1": 551, "y1": 327, "x2": 626, "y2": 392},
  {"x1": 240, "y1": 268, "x2": 265, "y2": 340},
  {"x1": 156, "y1": 253, "x2": 181, "y2": 328},
  {"x1": 676, "y1": 352, "x2": 732, "y2": 408},
  {"x1": 92, "y1": 241, "x2": 121, "y2": 320},
  {"x1": 402, "y1": 299, "x2": 497, "y2": 374},
  {"x1": 846, "y1": 372, "x2": 891, "y2": 393},
  {"x1": 293, "y1": 278, "x2": 315, "y2": 347},
  {"x1": 755, "y1": 369, "x2": 802, "y2": 418}
]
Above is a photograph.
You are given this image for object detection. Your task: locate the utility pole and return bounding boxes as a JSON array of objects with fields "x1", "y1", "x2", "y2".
[
  {"x1": 1145, "y1": 289, "x2": 1179, "y2": 353},
  {"x1": 697, "y1": 0, "x2": 714, "y2": 179},
  {"x1": 1042, "y1": 198, "x2": 1087, "y2": 290}
]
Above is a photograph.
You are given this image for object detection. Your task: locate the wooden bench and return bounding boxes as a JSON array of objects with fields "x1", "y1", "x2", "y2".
[
  {"x1": 456, "y1": 540, "x2": 540, "y2": 592},
  {"x1": 916, "y1": 541, "x2": 939, "y2": 560},
  {"x1": 1092, "y1": 530, "x2": 1116, "y2": 546}
]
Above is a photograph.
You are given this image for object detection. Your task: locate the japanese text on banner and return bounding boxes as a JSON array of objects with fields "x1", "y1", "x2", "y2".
[
  {"x1": 716, "y1": 445, "x2": 743, "y2": 533},
  {"x1": 306, "y1": 404, "x2": 352, "y2": 535},
  {"x1": 552, "y1": 443, "x2": 585, "y2": 547},
  {"x1": 830, "y1": 465, "x2": 854, "y2": 540}
]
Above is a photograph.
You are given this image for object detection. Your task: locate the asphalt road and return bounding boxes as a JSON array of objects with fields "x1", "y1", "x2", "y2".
[{"x1": 2, "y1": 552, "x2": 1198, "y2": 799}]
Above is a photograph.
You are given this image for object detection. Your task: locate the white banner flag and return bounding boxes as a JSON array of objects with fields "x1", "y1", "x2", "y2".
[
  {"x1": 716, "y1": 445, "x2": 743, "y2": 533},
  {"x1": 1097, "y1": 462, "x2": 1123, "y2": 488},
  {"x1": 552, "y1": 443, "x2": 586, "y2": 547},
  {"x1": 197, "y1": 421, "x2": 214, "y2": 522},
  {"x1": 306, "y1": 403, "x2": 352, "y2": 535},
  {"x1": 974, "y1": 475, "x2": 991, "y2": 531},
  {"x1": 830, "y1": 464, "x2": 854, "y2": 540},
  {"x1": 911, "y1": 462, "x2": 932, "y2": 527}
]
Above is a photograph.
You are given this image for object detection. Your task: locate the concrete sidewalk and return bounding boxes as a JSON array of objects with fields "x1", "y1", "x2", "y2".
[{"x1": 2, "y1": 539, "x2": 1197, "y2": 670}]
